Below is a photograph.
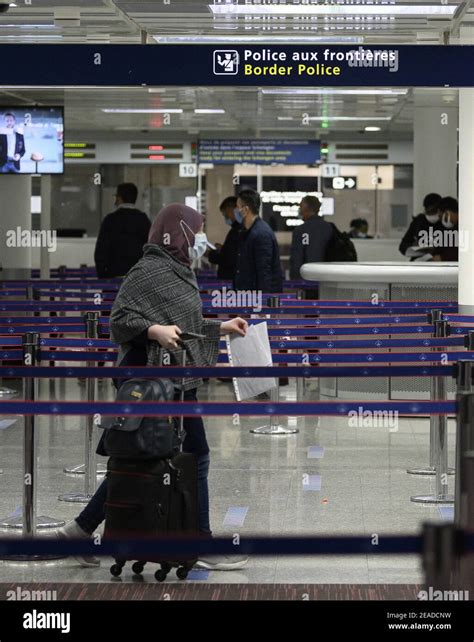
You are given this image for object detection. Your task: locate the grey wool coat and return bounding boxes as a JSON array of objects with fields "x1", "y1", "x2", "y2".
[{"x1": 110, "y1": 244, "x2": 222, "y2": 391}]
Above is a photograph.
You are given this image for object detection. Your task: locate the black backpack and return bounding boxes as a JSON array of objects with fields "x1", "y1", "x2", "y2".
[
  {"x1": 99, "y1": 378, "x2": 181, "y2": 460},
  {"x1": 325, "y1": 223, "x2": 358, "y2": 262}
]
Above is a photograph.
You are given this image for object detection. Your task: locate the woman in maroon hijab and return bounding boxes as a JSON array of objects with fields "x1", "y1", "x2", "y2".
[{"x1": 60, "y1": 204, "x2": 249, "y2": 571}]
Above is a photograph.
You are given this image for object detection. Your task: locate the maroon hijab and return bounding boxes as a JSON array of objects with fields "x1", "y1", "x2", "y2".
[{"x1": 148, "y1": 203, "x2": 203, "y2": 266}]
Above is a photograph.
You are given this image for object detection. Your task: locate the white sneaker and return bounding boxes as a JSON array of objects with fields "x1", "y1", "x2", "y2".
[
  {"x1": 57, "y1": 520, "x2": 100, "y2": 568},
  {"x1": 195, "y1": 554, "x2": 249, "y2": 571}
]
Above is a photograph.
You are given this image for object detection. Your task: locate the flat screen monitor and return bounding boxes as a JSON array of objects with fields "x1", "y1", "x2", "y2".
[{"x1": 0, "y1": 107, "x2": 64, "y2": 175}]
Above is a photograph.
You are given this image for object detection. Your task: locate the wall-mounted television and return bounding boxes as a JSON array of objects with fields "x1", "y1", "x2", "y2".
[{"x1": 0, "y1": 107, "x2": 64, "y2": 175}]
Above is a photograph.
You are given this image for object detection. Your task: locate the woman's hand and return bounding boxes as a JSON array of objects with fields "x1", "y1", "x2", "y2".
[
  {"x1": 220, "y1": 317, "x2": 248, "y2": 337},
  {"x1": 147, "y1": 324, "x2": 182, "y2": 349}
]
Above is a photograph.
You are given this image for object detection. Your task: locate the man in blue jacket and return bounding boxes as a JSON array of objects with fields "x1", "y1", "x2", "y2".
[{"x1": 234, "y1": 189, "x2": 283, "y2": 293}]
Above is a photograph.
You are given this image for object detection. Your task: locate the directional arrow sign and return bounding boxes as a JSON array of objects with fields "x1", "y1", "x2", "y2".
[{"x1": 330, "y1": 176, "x2": 357, "y2": 190}]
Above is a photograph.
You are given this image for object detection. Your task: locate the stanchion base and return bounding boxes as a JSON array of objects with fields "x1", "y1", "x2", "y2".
[
  {"x1": 0, "y1": 515, "x2": 65, "y2": 530},
  {"x1": 250, "y1": 424, "x2": 299, "y2": 435},
  {"x1": 407, "y1": 466, "x2": 455, "y2": 476},
  {"x1": 63, "y1": 463, "x2": 107, "y2": 476},
  {"x1": 58, "y1": 492, "x2": 94, "y2": 504},
  {"x1": 410, "y1": 494, "x2": 455, "y2": 505},
  {"x1": 1, "y1": 554, "x2": 64, "y2": 562}
]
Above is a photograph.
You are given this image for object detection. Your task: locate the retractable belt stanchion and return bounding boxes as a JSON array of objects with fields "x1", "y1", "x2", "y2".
[
  {"x1": 0, "y1": 332, "x2": 65, "y2": 533},
  {"x1": 59, "y1": 312, "x2": 101, "y2": 502},
  {"x1": 422, "y1": 522, "x2": 457, "y2": 592},
  {"x1": 250, "y1": 296, "x2": 298, "y2": 436},
  {"x1": 453, "y1": 357, "x2": 474, "y2": 591},
  {"x1": 411, "y1": 319, "x2": 454, "y2": 504},
  {"x1": 407, "y1": 310, "x2": 454, "y2": 476},
  {"x1": 63, "y1": 311, "x2": 106, "y2": 477}
]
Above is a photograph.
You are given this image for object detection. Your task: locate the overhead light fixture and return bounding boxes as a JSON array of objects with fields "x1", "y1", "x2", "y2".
[
  {"x1": 277, "y1": 117, "x2": 294, "y2": 121},
  {"x1": 308, "y1": 116, "x2": 391, "y2": 121},
  {"x1": 365, "y1": 126, "x2": 382, "y2": 132},
  {"x1": 262, "y1": 89, "x2": 408, "y2": 96},
  {"x1": 153, "y1": 35, "x2": 363, "y2": 44},
  {"x1": 102, "y1": 109, "x2": 183, "y2": 114},
  {"x1": 208, "y1": 4, "x2": 456, "y2": 16},
  {"x1": 194, "y1": 109, "x2": 226, "y2": 114}
]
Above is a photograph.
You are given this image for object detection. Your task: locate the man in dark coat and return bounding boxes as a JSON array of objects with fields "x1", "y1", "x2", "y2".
[
  {"x1": 234, "y1": 189, "x2": 283, "y2": 293},
  {"x1": 94, "y1": 183, "x2": 151, "y2": 278},
  {"x1": 0, "y1": 112, "x2": 25, "y2": 173},
  {"x1": 289, "y1": 195, "x2": 334, "y2": 279},
  {"x1": 399, "y1": 193, "x2": 443, "y2": 260},
  {"x1": 207, "y1": 196, "x2": 241, "y2": 279}
]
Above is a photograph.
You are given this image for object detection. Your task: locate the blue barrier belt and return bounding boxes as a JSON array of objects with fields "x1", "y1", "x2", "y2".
[
  {"x1": 0, "y1": 364, "x2": 457, "y2": 378},
  {"x1": 0, "y1": 337, "x2": 468, "y2": 350},
  {"x1": 0, "y1": 399, "x2": 456, "y2": 415},
  {"x1": 8, "y1": 532, "x2": 468, "y2": 556},
  {"x1": 0, "y1": 315, "x2": 447, "y2": 326},
  {"x1": 32, "y1": 350, "x2": 474, "y2": 364},
  {"x1": 0, "y1": 324, "x2": 462, "y2": 335}
]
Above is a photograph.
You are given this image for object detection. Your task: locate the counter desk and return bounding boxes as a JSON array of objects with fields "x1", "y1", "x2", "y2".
[{"x1": 300, "y1": 262, "x2": 458, "y2": 401}]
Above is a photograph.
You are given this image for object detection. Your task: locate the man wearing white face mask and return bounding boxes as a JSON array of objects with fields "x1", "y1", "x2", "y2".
[
  {"x1": 431, "y1": 197, "x2": 459, "y2": 262},
  {"x1": 207, "y1": 196, "x2": 242, "y2": 280},
  {"x1": 399, "y1": 193, "x2": 443, "y2": 261}
]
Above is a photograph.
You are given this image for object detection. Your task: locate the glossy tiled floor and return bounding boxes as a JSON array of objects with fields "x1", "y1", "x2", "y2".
[{"x1": 0, "y1": 376, "x2": 454, "y2": 585}]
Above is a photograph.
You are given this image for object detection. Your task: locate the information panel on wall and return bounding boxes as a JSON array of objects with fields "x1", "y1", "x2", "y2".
[{"x1": 198, "y1": 140, "x2": 320, "y2": 165}]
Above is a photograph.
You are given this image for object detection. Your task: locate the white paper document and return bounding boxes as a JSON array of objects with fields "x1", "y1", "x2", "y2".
[{"x1": 226, "y1": 321, "x2": 277, "y2": 401}]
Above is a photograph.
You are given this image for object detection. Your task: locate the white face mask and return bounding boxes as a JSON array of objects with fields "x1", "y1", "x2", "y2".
[
  {"x1": 180, "y1": 221, "x2": 208, "y2": 260},
  {"x1": 190, "y1": 232, "x2": 208, "y2": 259},
  {"x1": 425, "y1": 213, "x2": 439, "y2": 224},
  {"x1": 441, "y1": 212, "x2": 454, "y2": 229}
]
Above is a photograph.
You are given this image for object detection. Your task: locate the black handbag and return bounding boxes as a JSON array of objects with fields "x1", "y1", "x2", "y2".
[{"x1": 99, "y1": 378, "x2": 181, "y2": 459}]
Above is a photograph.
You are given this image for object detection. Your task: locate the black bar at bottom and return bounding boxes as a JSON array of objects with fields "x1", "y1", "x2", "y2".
[{"x1": 0, "y1": 599, "x2": 473, "y2": 642}]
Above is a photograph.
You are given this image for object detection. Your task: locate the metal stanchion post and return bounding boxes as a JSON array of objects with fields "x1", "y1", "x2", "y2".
[
  {"x1": 0, "y1": 333, "x2": 65, "y2": 531},
  {"x1": 453, "y1": 389, "x2": 474, "y2": 591},
  {"x1": 408, "y1": 310, "x2": 453, "y2": 476},
  {"x1": 59, "y1": 312, "x2": 102, "y2": 502},
  {"x1": 422, "y1": 522, "x2": 457, "y2": 591},
  {"x1": 63, "y1": 310, "x2": 106, "y2": 477},
  {"x1": 250, "y1": 296, "x2": 298, "y2": 435},
  {"x1": 411, "y1": 320, "x2": 454, "y2": 504}
]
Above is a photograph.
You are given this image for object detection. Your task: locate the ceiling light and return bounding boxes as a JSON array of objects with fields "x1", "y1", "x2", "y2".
[
  {"x1": 262, "y1": 89, "x2": 408, "y2": 96},
  {"x1": 365, "y1": 126, "x2": 382, "y2": 132},
  {"x1": 194, "y1": 109, "x2": 226, "y2": 114},
  {"x1": 102, "y1": 109, "x2": 183, "y2": 114},
  {"x1": 153, "y1": 35, "x2": 363, "y2": 44},
  {"x1": 208, "y1": 4, "x2": 456, "y2": 17},
  {"x1": 277, "y1": 117, "x2": 294, "y2": 121},
  {"x1": 309, "y1": 116, "x2": 391, "y2": 121}
]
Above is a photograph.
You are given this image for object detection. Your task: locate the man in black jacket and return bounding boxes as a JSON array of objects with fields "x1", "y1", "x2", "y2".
[
  {"x1": 207, "y1": 196, "x2": 241, "y2": 279},
  {"x1": 234, "y1": 189, "x2": 283, "y2": 293},
  {"x1": 94, "y1": 183, "x2": 151, "y2": 278},
  {"x1": 290, "y1": 195, "x2": 334, "y2": 279},
  {"x1": 0, "y1": 112, "x2": 25, "y2": 173},
  {"x1": 399, "y1": 193, "x2": 443, "y2": 260}
]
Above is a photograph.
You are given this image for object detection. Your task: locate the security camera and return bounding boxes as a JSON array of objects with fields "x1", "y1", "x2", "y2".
[{"x1": 0, "y1": 2, "x2": 11, "y2": 14}]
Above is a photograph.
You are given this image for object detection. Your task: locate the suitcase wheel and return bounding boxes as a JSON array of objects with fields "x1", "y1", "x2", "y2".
[
  {"x1": 132, "y1": 561, "x2": 145, "y2": 576},
  {"x1": 176, "y1": 566, "x2": 188, "y2": 580},
  {"x1": 154, "y1": 568, "x2": 168, "y2": 582},
  {"x1": 110, "y1": 562, "x2": 124, "y2": 577}
]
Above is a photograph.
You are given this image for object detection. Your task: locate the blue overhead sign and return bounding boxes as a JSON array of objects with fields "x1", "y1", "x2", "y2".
[
  {"x1": 0, "y1": 45, "x2": 473, "y2": 86},
  {"x1": 198, "y1": 140, "x2": 321, "y2": 165}
]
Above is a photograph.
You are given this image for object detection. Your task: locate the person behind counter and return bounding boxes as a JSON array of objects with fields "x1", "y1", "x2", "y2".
[
  {"x1": 234, "y1": 189, "x2": 283, "y2": 293},
  {"x1": 431, "y1": 197, "x2": 459, "y2": 262},
  {"x1": 289, "y1": 195, "x2": 334, "y2": 280},
  {"x1": 207, "y1": 196, "x2": 242, "y2": 280},
  {"x1": 399, "y1": 193, "x2": 442, "y2": 261},
  {"x1": 94, "y1": 183, "x2": 151, "y2": 278},
  {"x1": 349, "y1": 218, "x2": 373, "y2": 239}
]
